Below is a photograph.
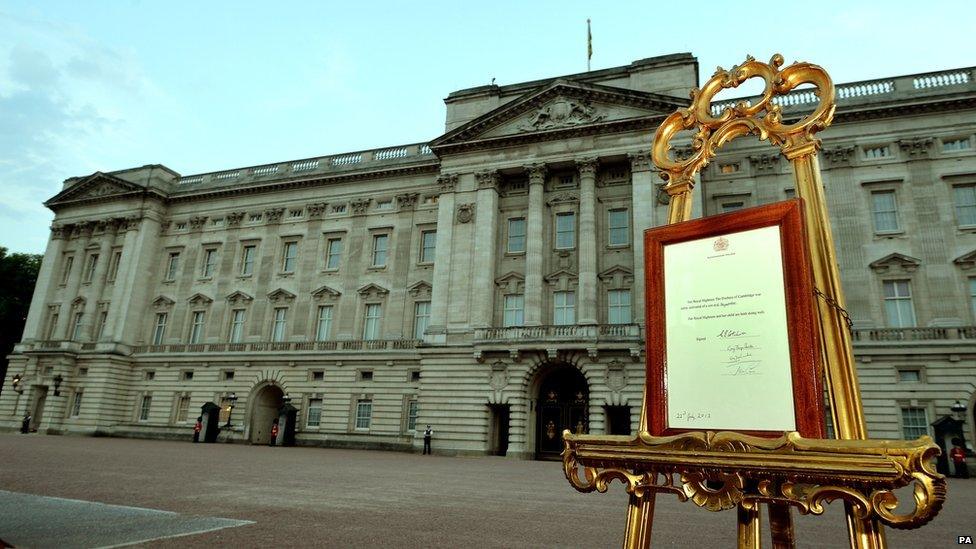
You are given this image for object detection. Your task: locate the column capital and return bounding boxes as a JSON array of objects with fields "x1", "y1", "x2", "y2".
[
  {"x1": 396, "y1": 193, "x2": 420, "y2": 209},
  {"x1": 897, "y1": 137, "x2": 934, "y2": 159},
  {"x1": 627, "y1": 150, "x2": 653, "y2": 172},
  {"x1": 226, "y1": 211, "x2": 246, "y2": 226},
  {"x1": 51, "y1": 224, "x2": 68, "y2": 240},
  {"x1": 823, "y1": 145, "x2": 855, "y2": 166},
  {"x1": 436, "y1": 173, "x2": 459, "y2": 193},
  {"x1": 526, "y1": 163, "x2": 547, "y2": 185},
  {"x1": 576, "y1": 157, "x2": 599, "y2": 177},
  {"x1": 475, "y1": 170, "x2": 501, "y2": 191}
]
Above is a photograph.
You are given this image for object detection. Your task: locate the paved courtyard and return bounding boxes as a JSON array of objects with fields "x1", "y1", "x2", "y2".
[{"x1": 0, "y1": 434, "x2": 972, "y2": 548}]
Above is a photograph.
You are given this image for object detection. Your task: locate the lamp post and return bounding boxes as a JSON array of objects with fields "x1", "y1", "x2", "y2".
[
  {"x1": 224, "y1": 392, "x2": 238, "y2": 428},
  {"x1": 11, "y1": 374, "x2": 24, "y2": 394},
  {"x1": 951, "y1": 400, "x2": 967, "y2": 421},
  {"x1": 52, "y1": 375, "x2": 63, "y2": 397},
  {"x1": 283, "y1": 393, "x2": 292, "y2": 405}
]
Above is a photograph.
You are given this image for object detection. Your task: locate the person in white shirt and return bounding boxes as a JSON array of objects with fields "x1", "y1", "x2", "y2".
[{"x1": 423, "y1": 424, "x2": 433, "y2": 455}]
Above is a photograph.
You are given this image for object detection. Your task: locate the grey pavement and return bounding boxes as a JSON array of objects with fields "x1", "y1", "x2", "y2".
[{"x1": 0, "y1": 434, "x2": 972, "y2": 548}]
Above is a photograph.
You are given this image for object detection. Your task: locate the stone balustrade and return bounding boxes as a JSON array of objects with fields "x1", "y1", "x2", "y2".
[
  {"x1": 130, "y1": 339, "x2": 423, "y2": 354},
  {"x1": 852, "y1": 326, "x2": 976, "y2": 343},
  {"x1": 474, "y1": 324, "x2": 641, "y2": 343}
]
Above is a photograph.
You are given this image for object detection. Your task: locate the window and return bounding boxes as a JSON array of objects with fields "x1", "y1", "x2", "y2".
[
  {"x1": 61, "y1": 255, "x2": 73, "y2": 285},
  {"x1": 315, "y1": 305, "x2": 334, "y2": 341},
  {"x1": 312, "y1": 370, "x2": 324, "y2": 381},
  {"x1": 954, "y1": 185, "x2": 976, "y2": 226},
  {"x1": 326, "y1": 238, "x2": 343, "y2": 270},
  {"x1": 281, "y1": 241, "x2": 298, "y2": 272},
  {"x1": 420, "y1": 231, "x2": 437, "y2": 263},
  {"x1": 78, "y1": 367, "x2": 88, "y2": 377},
  {"x1": 608, "y1": 289, "x2": 632, "y2": 324},
  {"x1": 249, "y1": 213, "x2": 262, "y2": 223},
  {"x1": 240, "y1": 245, "x2": 256, "y2": 275},
  {"x1": 307, "y1": 398, "x2": 322, "y2": 427},
  {"x1": 331, "y1": 204, "x2": 347, "y2": 214},
  {"x1": 71, "y1": 390, "x2": 83, "y2": 417},
  {"x1": 175, "y1": 396, "x2": 191, "y2": 422},
  {"x1": 553, "y1": 291, "x2": 576, "y2": 325},
  {"x1": 898, "y1": 369, "x2": 921, "y2": 382},
  {"x1": 288, "y1": 208, "x2": 303, "y2": 218},
  {"x1": 864, "y1": 145, "x2": 891, "y2": 159},
  {"x1": 229, "y1": 309, "x2": 246, "y2": 343},
  {"x1": 943, "y1": 137, "x2": 971, "y2": 152},
  {"x1": 189, "y1": 311, "x2": 205, "y2": 344},
  {"x1": 47, "y1": 312, "x2": 59, "y2": 339},
  {"x1": 359, "y1": 370, "x2": 374, "y2": 381},
  {"x1": 507, "y1": 218, "x2": 526, "y2": 253},
  {"x1": 503, "y1": 294, "x2": 524, "y2": 327},
  {"x1": 721, "y1": 201, "x2": 744, "y2": 213},
  {"x1": 883, "y1": 280, "x2": 916, "y2": 327},
  {"x1": 95, "y1": 310, "x2": 107, "y2": 340},
  {"x1": 784, "y1": 188, "x2": 796, "y2": 199},
  {"x1": 175, "y1": 222, "x2": 187, "y2": 230},
  {"x1": 407, "y1": 399, "x2": 419, "y2": 431},
  {"x1": 211, "y1": 217, "x2": 224, "y2": 226},
  {"x1": 180, "y1": 370, "x2": 193, "y2": 381},
  {"x1": 145, "y1": 370, "x2": 155, "y2": 381},
  {"x1": 363, "y1": 303, "x2": 382, "y2": 340},
  {"x1": 355, "y1": 399, "x2": 372, "y2": 430},
  {"x1": 139, "y1": 395, "x2": 152, "y2": 421},
  {"x1": 372, "y1": 234, "x2": 389, "y2": 267},
  {"x1": 202, "y1": 248, "x2": 218, "y2": 277},
  {"x1": 71, "y1": 312, "x2": 84, "y2": 340},
  {"x1": 271, "y1": 308, "x2": 288, "y2": 342},
  {"x1": 901, "y1": 407, "x2": 929, "y2": 439},
  {"x1": 108, "y1": 249, "x2": 122, "y2": 281},
  {"x1": 871, "y1": 191, "x2": 899, "y2": 232},
  {"x1": 151, "y1": 313, "x2": 167, "y2": 345},
  {"x1": 410, "y1": 370, "x2": 421, "y2": 382},
  {"x1": 414, "y1": 301, "x2": 431, "y2": 339},
  {"x1": 719, "y1": 162, "x2": 740, "y2": 174},
  {"x1": 375, "y1": 200, "x2": 393, "y2": 211},
  {"x1": 970, "y1": 278, "x2": 976, "y2": 321},
  {"x1": 555, "y1": 212, "x2": 576, "y2": 249},
  {"x1": 84, "y1": 253, "x2": 99, "y2": 282},
  {"x1": 165, "y1": 252, "x2": 180, "y2": 281},
  {"x1": 222, "y1": 370, "x2": 235, "y2": 381},
  {"x1": 608, "y1": 209, "x2": 629, "y2": 246}
]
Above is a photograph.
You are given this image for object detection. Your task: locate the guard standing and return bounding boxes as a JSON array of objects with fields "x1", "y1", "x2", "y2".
[
  {"x1": 423, "y1": 424, "x2": 433, "y2": 455},
  {"x1": 192, "y1": 416, "x2": 202, "y2": 443},
  {"x1": 950, "y1": 439, "x2": 969, "y2": 478},
  {"x1": 270, "y1": 419, "x2": 279, "y2": 447},
  {"x1": 20, "y1": 414, "x2": 31, "y2": 434}
]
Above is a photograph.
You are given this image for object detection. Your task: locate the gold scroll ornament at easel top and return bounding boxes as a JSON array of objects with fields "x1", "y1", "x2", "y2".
[{"x1": 652, "y1": 53, "x2": 836, "y2": 190}]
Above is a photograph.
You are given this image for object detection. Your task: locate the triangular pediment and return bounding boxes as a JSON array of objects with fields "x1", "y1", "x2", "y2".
[
  {"x1": 311, "y1": 285, "x2": 342, "y2": 300},
  {"x1": 357, "y1": 283, "x2": 389, "y2": 298},
  {"x1": 407, "y1": 280, "x2": 432, "y2": 298},
  {"x1": 187, "y1": 293, "x2": 213, "y2": 306},
  {"x1": 45, "y1": 172, "x2": 145, "y2": 207},
  {"x1": 267, "y1": 288, "x2": 297, "y2": 302},
  {"x1": 430, "y1": 80, "x2": 685, "y2": 152},
  {"x1": 494, "y1": 271, "x2": 525, "y2": 285},
  {"x1": 599, "y1": 265, "x2": 635, "y2": 287},
  {"x1": 225, "y1": 291, "x2": 254, "y2": 304},
  {"x1": 869, "y1": 253, "x2": 921, "y2": 273},
  {"x1": 544, "y1": 269, "x2": 578, "y2": 283},
  {"x1": 954, "y1": 249, "x2": 976, "y2": 270},
  {"x1": 152, "y1": 295, "x2": 175, "y2": 308}
]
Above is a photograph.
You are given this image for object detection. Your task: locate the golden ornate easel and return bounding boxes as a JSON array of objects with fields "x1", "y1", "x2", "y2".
[{"x1": 562, "y1": 54, "x2": 946, "y2": 549}]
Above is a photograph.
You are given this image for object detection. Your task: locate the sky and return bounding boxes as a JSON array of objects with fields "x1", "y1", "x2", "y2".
[{"x1": 1, "y1": 0, "x2": 974, "y2": 253}]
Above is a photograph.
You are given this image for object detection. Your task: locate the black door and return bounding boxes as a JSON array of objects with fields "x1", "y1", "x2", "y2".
[{"x1": 535, "y1": 368, "x2": 588, "y2": 460}]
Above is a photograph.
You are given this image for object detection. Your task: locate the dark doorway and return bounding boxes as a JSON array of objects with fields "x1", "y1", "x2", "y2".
[
  {"x1": 488, "y1": 404, "x2": 510, "y2": 456},
  {"x1": 31, "y1": 387, "x2": 48, "y2": 432},
  {"x1": 605, "y1": 405, "x2": 632, "y2": 436},
  {"x1": 200, "y1": 402, "x2": 221, "y2": 443},
  {"x1": 277, "y1": 403, "x2": 298, "y2": 447},
  {"x1": 250, "y1": 384, "x2": 284, "y2": 444},
  {"x1": 535, "y1": 366, "x2": 588, "y2": 460}
]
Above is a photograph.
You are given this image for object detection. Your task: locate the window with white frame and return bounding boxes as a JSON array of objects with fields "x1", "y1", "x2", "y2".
[
  {"x1": 372, "y1": 234, "x2": 389, "y2": 267},
  {"x1": 316, "y1": 305, "x2": 333, "y2": 341},
  {"x1": 281, "y1": 241, "x2": 298, "y2": 273},
  {"x1": 326, "y1": 238, "x2": 342, "y2": 270},
  {"x1": 943, "y1": 137, "x2": 971, "y2": 152},
  {"x1": 188, "y1": 311, "x2": 206, "y2": 343},
  {"x1": 61, "y1": 255, "x2": 74, "y2": 285},
  {"x1": 71, "y1": 390, "x2": 83, "y2": 417},
  {"x1": 508, "y1": 218, "x2": 526, "y2": 253},
  {"x1": 202, "y1": 248, "x2": 218, "y2": 277},
  {"x1": 608, "y1": 289, "x2": 632, "y2": 324},
  {"x1": 503, "y1": 294, "x2": 524, "y2": 327},
  {"x1": 139, "y1": 395, "x2": 152, "y2": 421},
  {"x1": 863, "y1": 145, "x2": 891, "y2": 159},
  {"x1": 900, "y1": 406, "x2": 929, "y2": 439},
  {"x1": 608, "y1": 209, "x2": 629, "y2": 246},
  {"x1": 954, "y1": 184, "x2": 976, "y2": 226},
  {"x1": 555, "y1": 212, "x2": 576, "y2": 249},
  {"x1": 553, "y1": 291, "x2": 576, "y2": 325},
  {"x1": 871, "y1": 190, "x2": 900, "y2": 232},
  {"x1": 414, "y1": 301, "x2": 431, "y2": 339},
  {"x1": 420, "y1": 230, "x2": 436, "y2": 263},
  {"x1": 175, "y1": 395, "x2": 191, "y2": 422},
  {"x1": 152, "y1": 313, "x2": 168, "y2": 345},
  {"x1": 229, "y1": 309, "x2": 246, "y2": 343},
  {"x1": 71, "y1": 312, "x2": 84, "y2": 340},
  {"x1": 240, "y1": 245, "x2": 256, "y2": 276},
  {"x1": 95, "y1": 310, "x2": 107, "y2": 340},
  {"x1": 407, "y1": 399, "x2": 419, "y2": 431},
  {"x1": 84, "y1": 253, "x2": 99, "y2": 282},
  {"x1": 271, "y1": 308, "x2": 288, "y2": 342},
  {"x1": 363, "y1": 303, "x2": 382, "y2": 340},
  {"x1": 883, "y1": 280, "x2": 916, "y2": 327},
  {"x1": 898, "y1": 369, "x2": 921, "y2": 382},
  {"x1": 108, "y1": 249, "x2": 122, "y2": 281},
  {"x1": 307, "y1": 398, "x2": 322, "y2": 427},
  {"x1": 355, "y1": 399, "x2": 372, "y2": 429},
  {"x1": 47, "y1": 310, "x2": 59, "y2": 339},
  {"x1": 165, "y1": 252, "x2": 180, "y2": 281}
]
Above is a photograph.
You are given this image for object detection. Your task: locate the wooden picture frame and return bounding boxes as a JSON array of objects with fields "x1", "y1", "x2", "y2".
[{"x1": 643, "y1": 199, "x2": 824, "y2": 438}]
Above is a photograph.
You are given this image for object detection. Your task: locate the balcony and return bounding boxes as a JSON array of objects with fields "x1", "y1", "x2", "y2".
[
  {"x1": 130, "y1": 339, "x2": 422, "y2": 355},
  {"x1": 474, "y1": 324, "x2": 641, "y2": 344},
  {"x1": 852, "y1": 326, "x2": 976, "y2": 343}
]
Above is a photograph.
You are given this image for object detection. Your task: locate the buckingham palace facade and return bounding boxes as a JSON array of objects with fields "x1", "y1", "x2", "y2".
[{"x1": 2, "y1": 52, "x2": 975, "y2": 460}]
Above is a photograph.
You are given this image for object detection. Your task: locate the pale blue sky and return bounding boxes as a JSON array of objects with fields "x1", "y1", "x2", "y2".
[{"x1": 1, "y1": 1, "x2": 973, "y2": 253}]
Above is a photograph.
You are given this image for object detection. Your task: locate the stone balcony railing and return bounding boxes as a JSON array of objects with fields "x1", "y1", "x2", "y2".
[
  {"x1": 129, "y1": 339, "x2": 423, "y2": 354},
  {"x1": 709, "y1": 67, "x2": 974, "y2": 116},
  {"x1": 474, "y1": 324, "x2": 642, "y2": 343},
  {"x1": 851, "y1": 326, "x2": 976, "y2": 343}
]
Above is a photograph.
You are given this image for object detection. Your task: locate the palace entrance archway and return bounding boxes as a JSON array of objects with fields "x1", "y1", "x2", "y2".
[
  {"x1": 534, "y1": 366, "x2": 588, "y2": 460},
  {"x1": 249, "y1": 384, "x2": 284, "y2": 444}
]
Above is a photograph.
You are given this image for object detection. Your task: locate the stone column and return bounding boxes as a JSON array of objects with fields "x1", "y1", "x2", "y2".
[
  {"x1": 55, "y1": 222, "x2": 93, "y2": 338},
  {"x1": 524, "y1": 164, "x2": 546, "y2": 326},
  {"x1": 20, "y1": 224, "x2": 67, "y2": 342},
  {"x1": 82, "y1": 221, "x2": 116, "y2": 341},
  {"x1": 471, "y1": 171, "x2": 500, "y2": 328},
  {"x1": 114, "y1": 216, "x2": 163, "y2": 345},
  {"x1": 628, "y1": 152, "x2": 655, "y2": 326},
  {"x1": 577, "y1": 158, "x2": 599, "y2": 325},
  {"x1": 427, "y1": 174, "x2": 457, "y2": 343},
  {"x1": 103, "y1": 217, "x2": 141, "y2": 342}
]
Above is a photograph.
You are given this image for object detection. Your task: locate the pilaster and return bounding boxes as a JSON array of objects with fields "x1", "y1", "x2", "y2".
[
  {"x1": 524, "y1": 164, "x2": 547, "y2": 326},
  {"x1": 427, "y1": 173, "x2": 458, "y2": 342},
  {"x1": 20, "y1": 225, "x2": 67, "y2": 341},
  {"x1": 628, "y1": 151, "x2": 655, "y2": 325},
  {"x1": 472, "y1": 170, "x2": 500, "y2": 328},
  {"x1": 577, "y1": 158, "x2": 599, "y2": 325},
  {"x1": 83, "y1": 221, "x2": 116, "y2": 341},
  {"x1": 55, "y1": 222, "x2": 92, "y2": 338}
]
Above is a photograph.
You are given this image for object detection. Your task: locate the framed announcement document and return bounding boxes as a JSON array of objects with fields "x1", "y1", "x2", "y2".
[{"x1": 644, "y1": 199, "x2": 824, "y2": 438}]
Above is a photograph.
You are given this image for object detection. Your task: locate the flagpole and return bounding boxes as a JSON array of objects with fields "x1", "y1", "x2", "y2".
[{"x1": 587, "y1": 18, "x2": 592, "y2": 71}]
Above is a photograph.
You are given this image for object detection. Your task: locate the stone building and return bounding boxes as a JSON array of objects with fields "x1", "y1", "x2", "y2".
[{"x1": 2, "y1": 53, "x2": 975, "y2": 462}]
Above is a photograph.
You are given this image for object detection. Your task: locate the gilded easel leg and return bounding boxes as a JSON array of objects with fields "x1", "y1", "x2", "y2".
[
  {"x1": 622, "y1": 493, "x2": 655, "y2": 549},
  {"x1": 767, "y1": 503, "x2": 795, "y2": 549},
  {"x1": 846, "y1": 510, "x2": 887, "y2": 549},
  {"x1": 737, "y1": 502, "x2": 761, "y2": 549}
]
